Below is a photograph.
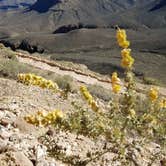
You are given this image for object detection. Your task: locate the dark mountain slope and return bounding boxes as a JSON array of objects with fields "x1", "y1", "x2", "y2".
[
  {"x1": 149, "y1": 0, "x2": 166, "y2": 11},
  {"x1": 0, "y1": 0, "x2": 165, "y2": 32},
  {"x1": 29, "y1": 0, "x2": 61, "y2": 13},
  {"x1": 0, "y1": 0, "x2": 165, "y2": 54}
]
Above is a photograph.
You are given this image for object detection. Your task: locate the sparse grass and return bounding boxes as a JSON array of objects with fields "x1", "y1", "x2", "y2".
[
  {"x1": 0, "y1": 43, "x2": 5, "y2": 49},
  {"x1": 0, "y1": 47, "x2": 17, "y2": 60},
  {"x1": 53, "y1": 75, "x2": 73, "y2": 89},
  {"x1": 88, "y1": 84, "x2": 112, "y2": 101},
  {"x1": 49, "y1": 74, "x2": 78, "y2": 93},
  {"x1": 0, "y1": 53, "x2": 50, "y2": 80},
  {"x1": 59, "y1": 102, "x2": 109, "y2": 138},
  {"x1": 143, "y1": 76, "x2": 162, "y2": 86},
  {"x1": 0, "y1": 59, "x2": 29, "y2": 79},
  {"x1": 0, "y1": 49, "x2": 78, "y2": 92}
]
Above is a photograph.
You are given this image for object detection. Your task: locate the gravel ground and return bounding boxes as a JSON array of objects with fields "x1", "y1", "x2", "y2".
[{"x1": 0, "y1": 78, "x2": 165, "y2": 166}]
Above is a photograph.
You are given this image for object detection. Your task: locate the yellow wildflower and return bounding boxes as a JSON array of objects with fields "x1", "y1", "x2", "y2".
[
  {"x1": 55, "y1": 110, "x2": 64, "y2": 119},
  {"x1": 159, "y1": 98, "x2": 166, "y2": 109},
  {"x1": 91, "y1": 101, "x2": 99, "y2": 112},
  {"x1": 111, "y1": 72, "x2": 120, "y2": 84},
  {"x1": 80, "y1": 86, "x2": 93, "y2": 103},
  {"x1": 116, "y1": 28, "x2": 134, "y2": 69},
  {"x1": 121, "y1": 49, "x2": 131, "y2": 57},
  {"x1": 112, "y1": 84, "x2": 121, "y2": 94},
  {"x1": 111, "y1": 72, "x2": 121, "y2": 94},
  {"x1": 24, "y1": 109, "x2": 64, "y2": 126},
  {"x1": 121, "y1": 55, "x2": 134, "y2": 69},
  {"x1": 149, "y1": 87, "x2": 158, "y2": 102},
  {"x1": 116, "y1": 28, "x2": 130, "y2": 48},
  {"x1": 116, "y1": 29, "x2": 127, "y2": 41},
  {"x1": 17, "y1": 73, "x2": 59, "y2": 92},
  {"x1": 46, "y1": 80, "x2": 56, "y2": 90},
  {"x1": 80, "y1": 85, "x2": 100, "y2": 112},
  {"x1": 119, "y1": 40, "x2": 130, "y2": 49}
]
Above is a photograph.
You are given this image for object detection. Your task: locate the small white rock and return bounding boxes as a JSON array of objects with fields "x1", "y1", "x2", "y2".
[{"x1": 36, "y1": 144, "x2": 47, "y2": 161}]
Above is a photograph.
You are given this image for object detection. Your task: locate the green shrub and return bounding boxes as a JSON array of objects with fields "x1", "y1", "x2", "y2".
[
  {"x1": 0, "y1": 48, "x2": 17, "y2": 60},
  {"x1": 0, "y1": 59, "x2": 29, "y2": 79},
  {"x1": 143, "y1": 76, "x2": 161, "y2": 86},
  {"x1": 53, "y1": 75, "x2": 78, "y2": 92},
  {"x1": 88, "y1": 84, "x2": 112, "y2": 101}
]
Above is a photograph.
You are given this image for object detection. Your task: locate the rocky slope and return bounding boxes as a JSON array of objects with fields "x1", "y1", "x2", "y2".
[
  {"x1": 0, "y1": 46, "x2": 166, "y2": 166},
  {"x1": 1, "y1": 0, "x2": 166, "y2": 31},
  {"x1": 0, "y1": 1, "x2": 165, "y2": 94}
]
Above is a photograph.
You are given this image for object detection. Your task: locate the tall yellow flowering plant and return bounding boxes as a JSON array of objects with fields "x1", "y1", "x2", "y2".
[
  {"x1": 116, "y1": 28, "x2": 134, "y2": 70},
  {"x1": 116, "y1": 27, "x2": 136, "y2": 119},
  {"x1": 115, "y1": 27, "x2": 166, "y2": 144}
]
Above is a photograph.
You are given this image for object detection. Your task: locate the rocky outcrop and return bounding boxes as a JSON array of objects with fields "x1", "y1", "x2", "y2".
[
  {"x1": 19, "y1": 40, "x2": 44, "y2": 53},
  {"x1": 0, "y1": 40, "x2": 44, "y2": 53},
  {"x1": 53, "y1": 23, "x2": 97, "y2": 34}
]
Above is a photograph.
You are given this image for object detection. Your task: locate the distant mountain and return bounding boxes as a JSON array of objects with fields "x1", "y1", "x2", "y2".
[
  {"x1": 29, "y1": 0, "x2": 61, "y2": 13},
  {"x1": 0, "y1": 0, "x2": 166, "y2": 55},
  {"x1": 29, "y1": 0, "x2": 156, "y2": 13},
  {"x1": 0, "y1": 0, "x2": 165, "y2": 31},
  {"x1": 0, "y1": 0, "x2": 36, "y2": 10},
  {"x1": 26, "y1": 0, "x2": 166, "y2": 30}
]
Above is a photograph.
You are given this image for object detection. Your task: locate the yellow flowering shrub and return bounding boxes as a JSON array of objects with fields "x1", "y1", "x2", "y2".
[
  {"x1": 116, "y1": 28, "x2": 134, "y2": 70},
  {"x1": 114, "y1": 27, "x2": 165, "y2": 145},
  {"x1": 121, "y1": 48, "x2": 131, "y2": 57},
  {"x1": 18, "y1": 73, "x2": 59, "y2": 92},
  {"x1": 111, "y1": 72, "x2": 120, "y2": 84},
  {"x1": 148, "y1": 87, "x2": 159, "y2": 102},
  {"x1": 121, "y1": 54, "x2": 134, "y2": 69},
  {"x1": 22, "y1": 27, "x2": 165, "y2": 165},
  {"x1": 116, "y1": 29, "x2": 130, "y2": 48},
  {"x1": 24, "y1": 109, "x2": 64, "y2": 126},
  {"x1": 80, "y1": 85, "x2": 99, "y2": 112},
  {"x1": 111, "y1": 72, "x2": 121, "y2": 94},
  {"x1": 159, "y1": 98, "x2": 166, "y2": 109}
]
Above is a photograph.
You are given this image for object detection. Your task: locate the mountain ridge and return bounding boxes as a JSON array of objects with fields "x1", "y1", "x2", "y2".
[{"x1": 0, "y1": 0, "x2": 166, "y2": 56}]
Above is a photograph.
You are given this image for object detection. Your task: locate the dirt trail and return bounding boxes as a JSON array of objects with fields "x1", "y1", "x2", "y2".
[
  {"x1": 16, "y1": 52, "x2": 166, "y2": 96},
  {"x1": 16, "y1": 52, "x2": 113, "y2": 90}
]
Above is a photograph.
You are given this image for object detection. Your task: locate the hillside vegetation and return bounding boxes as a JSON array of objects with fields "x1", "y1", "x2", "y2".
[{"x1": 0, "y1": 28, "x2": 165, "y2": 166}]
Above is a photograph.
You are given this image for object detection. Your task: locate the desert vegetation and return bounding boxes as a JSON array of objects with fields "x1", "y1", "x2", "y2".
[{"x1": 11, "y1": 28, "x2": 166, "y2": 165}]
